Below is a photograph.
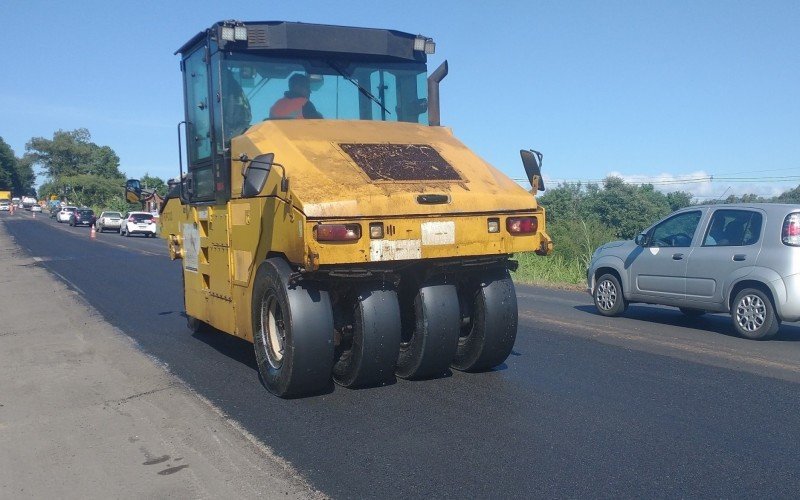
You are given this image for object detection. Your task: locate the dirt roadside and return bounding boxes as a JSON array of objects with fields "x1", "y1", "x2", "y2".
[{"x1": 0, "y1": 219, "x2": 322, "y2": 499}]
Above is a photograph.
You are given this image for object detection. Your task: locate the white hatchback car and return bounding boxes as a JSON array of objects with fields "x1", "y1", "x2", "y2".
[
  {"x1": 120, "y1": 211, "x2": 157, "y2": 237},
  {"x1": 57, "y1": 206, "x2": 78, "y2": 223}
]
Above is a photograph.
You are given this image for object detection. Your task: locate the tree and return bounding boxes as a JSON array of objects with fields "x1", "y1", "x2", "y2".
[
  {"x1": 38, "y1": 174, "x2": 124, "y2": 209},
  {"x1": 0, "y1": 137, "x2": 36, "y2": 195},
  {"x1": 585, "y1": 177, "x2": 672, "y2": 239},
  {"x1": 24, "y1": 129, "x2": 123, "y2": 181},
  {"x1": 0, "y1": 137, "x2": 15, "y2": 190},
  {"x1": 776, "y1": 185, "x2": 800, "y2": 204},
  {"x1": 666, "y1": 191, "x2": 694, "y2": 211},
  {"x1": 140, "y1": 172, "x2": 167, "y2": 197}
]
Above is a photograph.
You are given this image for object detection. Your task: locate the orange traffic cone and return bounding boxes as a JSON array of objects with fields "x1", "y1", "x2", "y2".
[{"x1": 90, "y1": 225, "x2": 96, "y2": 239}]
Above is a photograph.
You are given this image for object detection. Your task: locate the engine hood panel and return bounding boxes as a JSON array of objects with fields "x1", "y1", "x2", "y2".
[{"x1": 232, "y1": 120, "x2": 540, "y2": 218}]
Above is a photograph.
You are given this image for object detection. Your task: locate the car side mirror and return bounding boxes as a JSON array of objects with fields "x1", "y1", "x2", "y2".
[
  {"x1": 635, "y1": 233, "x2": 648, "y2": 247},
  {"x1": 520, "y1": 149, "x2": 545, "y2": 192}
]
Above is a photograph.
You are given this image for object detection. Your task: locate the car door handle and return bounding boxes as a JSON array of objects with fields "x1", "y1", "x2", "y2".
[
  {"x1": 733, "y1": 254, "x2": 747, "y2": 261},
  {"x1": 672, "y1": 253, "x2": 684, "y2": 260}
]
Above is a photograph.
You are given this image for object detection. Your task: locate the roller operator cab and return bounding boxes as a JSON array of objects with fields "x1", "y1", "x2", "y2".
[{"x1": 156, "y1": 20, "x2": 553, "y2": 397}]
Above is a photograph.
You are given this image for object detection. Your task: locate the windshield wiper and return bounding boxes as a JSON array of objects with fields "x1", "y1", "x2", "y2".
[{"x1": 326, "y1": 61, "x2": 391, "y2": 116}]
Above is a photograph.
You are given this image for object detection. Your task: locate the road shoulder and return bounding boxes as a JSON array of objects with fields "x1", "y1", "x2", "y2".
[{"x1": 0, "y1": 219, "x2": 321, "y2": 499}]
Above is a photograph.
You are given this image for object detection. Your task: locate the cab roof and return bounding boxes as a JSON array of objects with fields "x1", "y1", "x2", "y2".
[{"x1": 176, "y1": 20, "x2": 428, "y2": 63}]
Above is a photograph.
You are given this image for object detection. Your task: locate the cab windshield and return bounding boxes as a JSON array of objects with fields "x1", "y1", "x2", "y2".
[{"x1": 218, "y1": 55, "x2": 429, "y2": 143}]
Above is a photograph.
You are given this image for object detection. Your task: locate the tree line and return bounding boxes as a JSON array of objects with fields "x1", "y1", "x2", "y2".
[{"x1": 0, "y1": 129, "x2": 168, "y2": 211}]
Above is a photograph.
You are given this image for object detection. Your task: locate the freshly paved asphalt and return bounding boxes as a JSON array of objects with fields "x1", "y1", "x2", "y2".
[{"x1": 4, "y1": 211, "x2": 800, "y2": 498}]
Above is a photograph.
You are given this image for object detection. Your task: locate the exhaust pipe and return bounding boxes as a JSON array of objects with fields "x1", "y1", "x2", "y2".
[{"x1": 427, "y1": 60, "x2": 448, "y2": 126}]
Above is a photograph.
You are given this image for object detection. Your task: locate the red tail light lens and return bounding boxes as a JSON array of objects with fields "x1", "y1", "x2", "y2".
[
  {"x1": 506, "y1": 217, "x2": 538, "y2": 235},
  {"x1": 783, "y1": 213, "x2": 800, "y2": 246},
  {"x1": 314, "y1": 223, "x2": 361, "y2": 242}
]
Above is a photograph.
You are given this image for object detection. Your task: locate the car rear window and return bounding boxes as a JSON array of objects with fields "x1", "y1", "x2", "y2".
[
  {"x1": 105, "y1": 212, "x2": 121, "y2": 218},
  {"x1": 78, "y1": 210, "x2": 94, "y2": 216},
  {"x1": 130, "y1": 214, "x2": 153, "y2": 222}
]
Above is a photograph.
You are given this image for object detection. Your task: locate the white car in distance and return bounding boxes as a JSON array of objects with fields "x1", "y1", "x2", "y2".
[
  {"x1": 120, "y1": 211, "x2": 157, "y2": 237},
  {"x1": 57, "y1": 206, "x2": 78, "y2": 223}
]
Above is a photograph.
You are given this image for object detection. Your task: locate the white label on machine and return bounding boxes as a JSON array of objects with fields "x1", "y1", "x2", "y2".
[
  {"x1": 421, "y1": 221, "x2": 455, "y2": 245},
  {"x1": 183, "y1": 223, "x2": 200, "y2": 272},
  {"x1": 370, "y1": 239, "x2": 422, "y2": 261}
]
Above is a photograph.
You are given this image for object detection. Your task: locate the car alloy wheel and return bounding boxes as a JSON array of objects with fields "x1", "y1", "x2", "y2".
[
  {"x1": 596, "y1": 279, "x2": 617, "y2": 311},
  {"x1": 735, "y1": 293, "x2": 767, "y2": 332}
]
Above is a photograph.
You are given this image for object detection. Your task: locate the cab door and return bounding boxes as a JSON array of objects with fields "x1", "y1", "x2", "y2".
[
  {"x1": 627, "y1": 210, "x2": 703, "y2": 306},
  {"x1": 685, "y1": 208, "x2": 765, "y2": 308}
]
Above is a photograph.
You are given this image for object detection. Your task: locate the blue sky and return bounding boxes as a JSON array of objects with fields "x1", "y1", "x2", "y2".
[{"x1": 2, "y1": 0, "x2": 798, "y2": 199}]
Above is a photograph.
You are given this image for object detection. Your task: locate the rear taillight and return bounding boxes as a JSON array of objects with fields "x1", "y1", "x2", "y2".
[
  {"x1": 506, "y1": 217, "x2": 538, "y2": 235},
  {"x1": 314, "y1": 223, "x2": 361, "y2": 242},
  {"x1": 783, "y1": 213, "x2": 800, "y2": 246}
]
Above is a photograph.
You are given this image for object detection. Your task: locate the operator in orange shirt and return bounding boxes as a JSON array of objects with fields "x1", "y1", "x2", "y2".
[{"x1": 269, "y1": 73, "x2": 323, "y2": 119}]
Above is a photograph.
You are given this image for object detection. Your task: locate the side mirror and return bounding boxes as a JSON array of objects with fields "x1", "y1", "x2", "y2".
[
  {"x1": 520, "y1": 150, "x2": 545, "y2": 192},
  {"x1": 635, "y1": 233, "x2": 648, "y2": 247},
  {"x1": 242, "y1": 153, "x2": 274, "y2": 198}
]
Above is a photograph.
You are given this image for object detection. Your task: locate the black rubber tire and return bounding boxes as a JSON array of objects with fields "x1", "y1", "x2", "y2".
[
  {"x1": 679, "y1": 307, "x2": 705, "y2": 318},
  {"x1": 451, "y1": 269, "x2": 517, "y2": 372},
  {"x1": 396, "y1": 279, "x2": 460, "y2": 379},
  {"x1": 731, "y1": 288, "x2": 780, "y2": 340},
  {"x1": 251, "y1": 258, "x2": 334, "y2": 397},
  {"x1": 333, "y1": 285, "x2": 401, "y2": 388},
  {"x1": 593, "y1": 273, "x2": 627, "y2": 317}
]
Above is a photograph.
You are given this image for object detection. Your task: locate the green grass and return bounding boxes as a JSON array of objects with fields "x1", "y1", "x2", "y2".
[{"x1": 512, "y1": 252, "x2": 587, "y2": 288}]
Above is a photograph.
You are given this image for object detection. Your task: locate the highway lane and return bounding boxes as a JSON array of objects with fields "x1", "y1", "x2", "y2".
[{"x1": 4, "y1": 211, "x2": 800, "y2": 498}]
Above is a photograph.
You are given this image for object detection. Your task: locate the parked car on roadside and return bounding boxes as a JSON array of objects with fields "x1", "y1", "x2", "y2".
[
  {"x1": 95, "y1": 211, "x2": 123, "y2": 232},
  {"x1": 588, "y1": 203, "x2": 800, "y2": 340},
  {"x1": 57, "y1": 206, "x2": 78, "y2": 223},
  {"x1": 69, "y1": 208, "x2": 95, "y2": 227},
  {"x1": 30, "y1": 205, "x2": 42, "y2": 213},
  {"x1": 120, "y1": 211, "x2": 157, "y2": 237}
]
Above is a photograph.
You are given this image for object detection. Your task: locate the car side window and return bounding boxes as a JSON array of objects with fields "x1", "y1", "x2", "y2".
[
  {"x1": 703, "y1": 209, "x2": 763, "y2": 247},
  {"x1": 649, "y1": 211, "x2": 702, "y2": 248}
]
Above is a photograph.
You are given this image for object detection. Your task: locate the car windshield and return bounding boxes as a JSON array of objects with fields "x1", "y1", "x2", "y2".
[
  {"x1": 130, "y1": 214, "x2": 152, "y2": 222},
  {"x1": 218, "y1": 55, "x2": 429, "y2": 144}
]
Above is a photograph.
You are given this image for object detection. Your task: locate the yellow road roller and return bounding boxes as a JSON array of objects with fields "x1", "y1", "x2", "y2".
[{"x1": 144, "y1": 20, "x2": 553, "y2": 397}]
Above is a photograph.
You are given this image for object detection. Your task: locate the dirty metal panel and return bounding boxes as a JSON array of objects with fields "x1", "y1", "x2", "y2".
[{"x1": 339, "y1": 143, "x2": 462, "y2": 182}]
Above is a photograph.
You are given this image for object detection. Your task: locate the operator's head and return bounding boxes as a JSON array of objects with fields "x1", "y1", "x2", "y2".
[{"x1": 288, "y1": 73, "x2": 311, "y2": 98}]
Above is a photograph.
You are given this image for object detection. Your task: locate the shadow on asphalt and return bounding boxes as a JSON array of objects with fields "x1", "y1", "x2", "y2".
[
  {"x1": 573, "y1": 304, "x2": 800, "y2": 342},
  {"x1": 191, "y1": 327, "x2": 260, "y2": 371}
]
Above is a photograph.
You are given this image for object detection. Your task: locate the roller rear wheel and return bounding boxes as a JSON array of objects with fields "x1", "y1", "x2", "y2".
[
  {"x1": 333, "y1": 286, "x2": 401, "y2": 388},
  {"x1": 452, "y1": 269, "x2": 517, "y2": 372},
  {"x1": 396, "y1": 279, "x2": 460, "y2": 380},
  {"x1": 252, "y1": 258, "x2": 334, "y2": 397}
]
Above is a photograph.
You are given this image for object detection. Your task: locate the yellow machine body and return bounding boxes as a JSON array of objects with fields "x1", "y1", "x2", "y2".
[{"x1": 160, "y1": 119, "x2": 551, "y2": 342}]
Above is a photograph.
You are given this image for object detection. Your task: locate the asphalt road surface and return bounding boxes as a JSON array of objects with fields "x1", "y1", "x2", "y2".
[{"x1": 4, "y1": 211, "x2": 800, "y2": 498}]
